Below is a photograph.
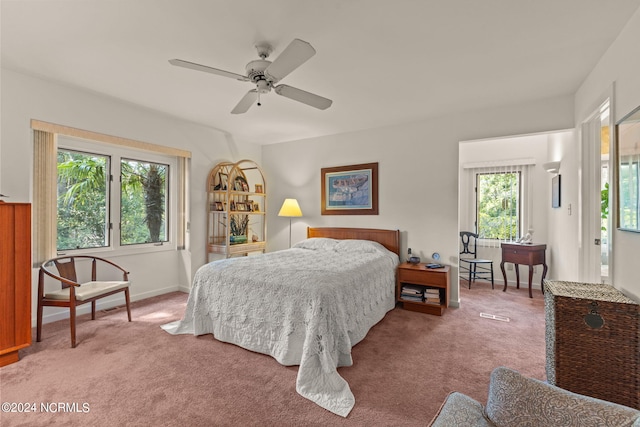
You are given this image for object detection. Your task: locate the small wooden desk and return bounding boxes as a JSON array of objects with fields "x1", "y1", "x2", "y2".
[{"x1": 500, "y1": 242, "x2": 547, "y2": 298}]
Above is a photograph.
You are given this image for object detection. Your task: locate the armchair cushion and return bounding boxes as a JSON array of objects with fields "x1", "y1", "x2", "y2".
[
  {"x1": 44, "y1": 281, "x2": 130, "y2": 301},
  {"x1": 486, "y1": 367, "x2": 640, "y2": 427},
  {"x1": 429, "y1": 392, "x2": 494, "y2": 427},
  {"x1": 429, "y1": 367, "x2": 640, "y2": 427}
]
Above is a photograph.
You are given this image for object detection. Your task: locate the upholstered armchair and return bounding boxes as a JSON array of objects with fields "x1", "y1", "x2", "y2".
[{"x1": 429, "y1": 367, "x2": 640, "y2": 427}]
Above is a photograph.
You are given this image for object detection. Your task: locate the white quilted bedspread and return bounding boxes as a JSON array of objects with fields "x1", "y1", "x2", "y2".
[{"x1": 161, "y1": 238, "x2": 399, "y2": 417}]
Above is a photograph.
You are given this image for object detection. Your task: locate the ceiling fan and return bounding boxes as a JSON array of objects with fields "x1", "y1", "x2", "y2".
[{"x1": 169, "y1": 39, "x2": 332, "y2": 114}]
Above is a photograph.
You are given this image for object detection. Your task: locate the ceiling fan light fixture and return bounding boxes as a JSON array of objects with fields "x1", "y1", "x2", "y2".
[{"x1": 170, "y1": 38, "x2": 332, "y2": 114}]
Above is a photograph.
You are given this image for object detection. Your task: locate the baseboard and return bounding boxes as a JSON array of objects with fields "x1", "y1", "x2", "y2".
[
  {"x1": 32, "y1": 285, "x2": 187, "y2": 327},
  {"x1": 504, "y1": 281, "x2": 542, "y2": 290}
]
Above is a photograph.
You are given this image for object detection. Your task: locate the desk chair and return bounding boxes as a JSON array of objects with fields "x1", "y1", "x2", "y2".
[{"x1": 459, "y1": 231, "x2": 494, "y2": 289}]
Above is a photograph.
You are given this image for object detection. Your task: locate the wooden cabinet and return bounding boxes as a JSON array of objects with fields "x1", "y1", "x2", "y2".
[
  {"x1": 0, "y1": 202, "x2": 31, "y2": 366},
  {"x1": 206, "y1": 160, "x2": 266, "y2": 258},
  {"x1": 397, "y1": 263, "x2": 450, "y2": 316}
]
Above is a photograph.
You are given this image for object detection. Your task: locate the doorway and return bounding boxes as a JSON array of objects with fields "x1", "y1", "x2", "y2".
[{"x1": 458, "y1": 132, "x2": 565, "y2": 291}]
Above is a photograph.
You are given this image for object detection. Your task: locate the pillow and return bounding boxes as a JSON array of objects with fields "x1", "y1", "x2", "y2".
[
  {"x1": 334, "y1": 239, "x2": 386, "y2": 253},
  {"x1": 292, "y1": 238, "x2": 338, "y2": 251}
]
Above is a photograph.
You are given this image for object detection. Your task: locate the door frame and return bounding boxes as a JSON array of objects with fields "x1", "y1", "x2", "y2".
[{"x1": 578, "y1": 87, "x2": 614, "y2": 283}]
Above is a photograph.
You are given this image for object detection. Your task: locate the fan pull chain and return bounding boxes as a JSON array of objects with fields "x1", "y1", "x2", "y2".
[{"x1": 257, "y1": 90, "x2": 261, "y2": 107}]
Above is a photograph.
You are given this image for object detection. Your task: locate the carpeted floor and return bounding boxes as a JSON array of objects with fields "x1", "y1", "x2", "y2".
[{"x1": 0, "y1": 281, "x2": 545, "y2": 426}]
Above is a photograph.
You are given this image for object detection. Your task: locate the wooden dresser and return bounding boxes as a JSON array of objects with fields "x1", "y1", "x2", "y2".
[{"x1": 0, "y1": 201, "x2": 32, "y2": 367}]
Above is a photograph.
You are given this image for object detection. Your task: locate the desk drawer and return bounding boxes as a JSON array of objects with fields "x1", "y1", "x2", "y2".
[{"x1": 503, "y1": 250, "x2": 530, "y2": 264}]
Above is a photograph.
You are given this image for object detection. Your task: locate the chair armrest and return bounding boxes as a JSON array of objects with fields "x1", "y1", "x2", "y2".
[
  {"x1": 485, "y1": 367, "x2": 640, "y2": 427},
  {"x1": 428, "y1": 392, "x2": 494, "y2": 427},
  {"x1": 39, "y1": 266, "x2": 81, "y2": 287}
]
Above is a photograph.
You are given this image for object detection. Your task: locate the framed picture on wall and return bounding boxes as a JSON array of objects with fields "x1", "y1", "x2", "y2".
[
  {"x1": 321, "y1": 162, "x2": 378, "y2": 215},
  {"x1": 552, "y1": 174, "x2": 561, "y2": 208}
]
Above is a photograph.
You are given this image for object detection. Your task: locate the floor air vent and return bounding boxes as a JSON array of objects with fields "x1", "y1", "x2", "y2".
[{"x1": 480, "y1": 312, "x2": 510, "y2": 322}]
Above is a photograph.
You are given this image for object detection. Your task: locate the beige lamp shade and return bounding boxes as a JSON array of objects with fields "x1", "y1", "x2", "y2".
[{"x1": 278, "y1": 198, "x2": 303, "y2": 217}]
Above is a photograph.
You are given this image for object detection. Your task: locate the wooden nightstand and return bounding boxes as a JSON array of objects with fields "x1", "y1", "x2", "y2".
[{"x1": 397, "y1": 263, "x2": 450, "y2": 315}]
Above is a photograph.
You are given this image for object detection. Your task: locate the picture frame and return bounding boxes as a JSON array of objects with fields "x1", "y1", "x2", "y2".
[
  {"x1": 234, "y1": 176, "x2": 248, "y2": 192},
  {"x1": 216, "y1": 172, "x2": 228, "y2": 190},
  {"x1": 616, "y1": 105, "x2": 640, "y2": 232},
  {"x1": 255, "y1": 184, "x2": 263, "y2": 193},
  {"x1": 321, "y1": 162, "x2": 378, "y2": 215},
  {"x1": 552, "y1": 175, "x2": 561, "y2": 208}
]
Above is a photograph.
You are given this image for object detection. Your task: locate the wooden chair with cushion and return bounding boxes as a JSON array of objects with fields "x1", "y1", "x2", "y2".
[
  {"x1": 459, "y1": 231, "x2": 494, "y2": 289},
  {"x1": 37, "y1": 255, "x2": 131, "y2": 348}
]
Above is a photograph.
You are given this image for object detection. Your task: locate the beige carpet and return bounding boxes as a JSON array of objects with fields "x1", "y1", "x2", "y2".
[{"x1": 0, "y1": 281, "x2": 545, "y2": 426}]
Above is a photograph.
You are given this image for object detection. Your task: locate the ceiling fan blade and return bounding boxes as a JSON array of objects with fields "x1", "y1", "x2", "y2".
[
  {"x1": 169, "y1": 59, "x2": 249, "y2": 82},
  {"x1": 231, "y1": 90, "x2": 259, "y2": 114},
  {"x1": 264, "y1": 39, "x2": 316, "y2": 82},
  {"x1": 274, "y1": 84, "x2": 332, "y2": 110}
]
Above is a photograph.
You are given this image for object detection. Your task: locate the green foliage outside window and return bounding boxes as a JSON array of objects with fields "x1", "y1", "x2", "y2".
[
  {"x1": 476, "y1": 172, "x2": 520, "y2": 240},
  {"x1": 57, "y1": 150, "x2": 168, "y2": 250},
  {"x1": 120, "y1": 159, "x2": 168, "y2": 245},
  {"x1": 57, "y1": 150, "x2": 109, "y2": 250}
]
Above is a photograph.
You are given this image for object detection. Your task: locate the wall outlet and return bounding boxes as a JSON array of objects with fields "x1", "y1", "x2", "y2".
[{"x1": 507, "y1": 264, "x2": 513, "y2": 271}]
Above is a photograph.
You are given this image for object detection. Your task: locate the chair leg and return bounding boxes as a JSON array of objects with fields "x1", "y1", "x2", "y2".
[
  {"x1": 91, "y1": 301, "x2": 96, "y2": 320},
  {"x1": 37, "y1": 300, "x2": 43, "y2": 342},
  {"x1": 70, "y1": 304, "x2": 77, "y2": 348},
  {"x1": 124, "y1": 288, "x2": 132, "y2": 322},
  {"x1": 468, "y1": 266, "x2": 472, "y2": 289}
]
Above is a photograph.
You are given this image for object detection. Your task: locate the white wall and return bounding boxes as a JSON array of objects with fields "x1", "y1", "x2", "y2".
[
  {"x1": 263, "y1": 95, "x2": 574, "y2": 306},
  {"x1": 574, "y1": 7, "x2": 640, "y2": 301},
  {"x1": 546, "y1": 130, "x2": 579, "y2": 282},
  {"x1": 0, "y1": 69, "x2": 261, "y2": 325}
]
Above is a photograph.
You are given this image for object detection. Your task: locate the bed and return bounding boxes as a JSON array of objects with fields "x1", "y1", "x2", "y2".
[{"x1": 162, "y1": 227, "x2": 400, "y2": 417}]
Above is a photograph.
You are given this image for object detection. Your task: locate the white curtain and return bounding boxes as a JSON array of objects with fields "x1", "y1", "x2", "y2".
[{"x1": 32, "y1": 130, "x2": 58, "y2": 266}]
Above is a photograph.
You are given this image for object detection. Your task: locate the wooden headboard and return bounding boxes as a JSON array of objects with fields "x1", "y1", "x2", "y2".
[{"x1": 307, "y1": 227, "x2": 400, "y2": 256}]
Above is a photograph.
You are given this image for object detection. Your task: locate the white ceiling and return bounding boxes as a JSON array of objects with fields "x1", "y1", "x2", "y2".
[{"x1": 2, "y1": 0, "x2": 640, "y2": 145}]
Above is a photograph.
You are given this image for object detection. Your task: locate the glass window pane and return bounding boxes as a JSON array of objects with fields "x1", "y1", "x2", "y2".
[
  {"x1": 120, "y1": 158, "x2": 169, "y2": 245},
  {"x1": 476, "y1": 172, "x2": 520, "y2": 240},
  {"x1": 619, "y1": 161, "x2": 639, "y2": 230},
  {"x1": 57, "y1": 149, "x2": 110, "y2": 250}
]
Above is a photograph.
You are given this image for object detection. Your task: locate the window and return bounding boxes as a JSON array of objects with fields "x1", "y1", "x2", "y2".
[
  {"x1": 460, "y1": 159, "x2": 533, "y2": 248},
  {"x1": 619, "y1": 159, "x2": 639, "y2": 230},
  {"x1": 120, "y1": 159, "x2": 169, "y2": 245},
  {"x1": 57, "y1": 149, "x2": 110, "y2": 250},
  {"x1": 476, "y1": 171, "x2": 521, "y2": 240},
  {"x1": 56, "y1": 137, "x2": 175, "y2": 253}
]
